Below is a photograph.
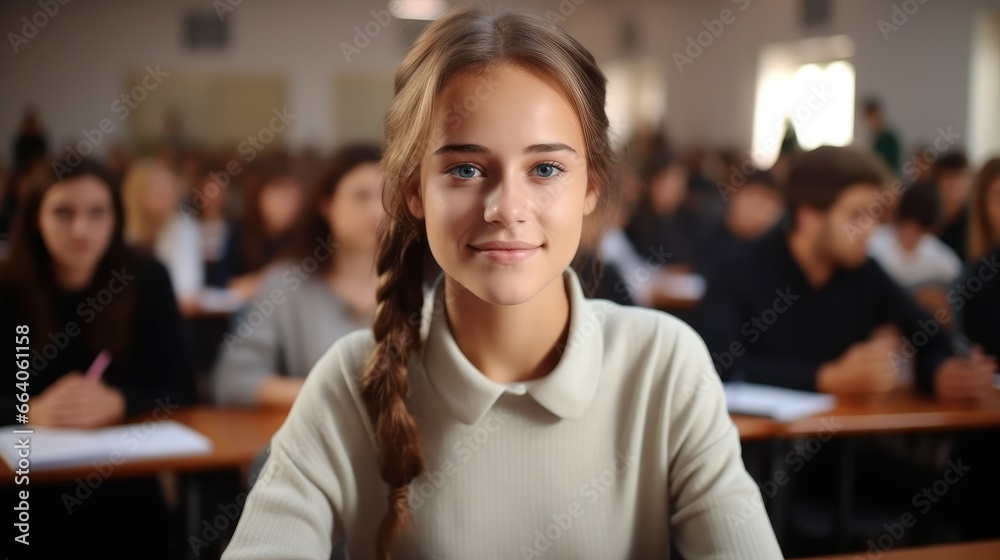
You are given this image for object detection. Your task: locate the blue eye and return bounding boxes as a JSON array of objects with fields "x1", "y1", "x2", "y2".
[
  {"x1": 533, "y1": 162, "x2": 564, "y2": 178},
  {"x1": 450, "y1": 164, "x2": 481, "y2": 179}
]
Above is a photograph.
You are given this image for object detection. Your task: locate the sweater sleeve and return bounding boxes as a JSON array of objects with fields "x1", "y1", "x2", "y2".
[
  {"x1": 210, "y1": 274, "x2": 285, "y2": 406},
  {"x1": 222, "y1": 331, "x2": 376, "y2": 559},
  {"x1": 665, "y1": 321, "x2": 784, "y2": 559}
]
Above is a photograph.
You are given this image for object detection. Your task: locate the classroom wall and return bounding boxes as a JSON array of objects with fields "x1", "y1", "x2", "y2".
[{"x1": 2, "y1": 0, "x2": 999, "y2": 164}]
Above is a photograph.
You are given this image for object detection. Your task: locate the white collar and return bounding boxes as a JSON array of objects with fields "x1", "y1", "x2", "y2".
[{"x1": 419, "y1": 267, "x2": 604, "y2": 425}]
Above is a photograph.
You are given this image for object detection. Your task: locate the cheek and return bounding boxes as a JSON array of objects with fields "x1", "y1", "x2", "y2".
[{"x1": 36, "y1": 215, "x2": 63, "y2": 250}]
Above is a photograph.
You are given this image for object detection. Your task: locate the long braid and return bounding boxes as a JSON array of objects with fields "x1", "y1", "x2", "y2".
[
  {"x1": 359, "y1": 215, "x2": 427, "y2": 559},
  {"x1": 364, "y1": 5, "x2": 620, "y2": 558}
]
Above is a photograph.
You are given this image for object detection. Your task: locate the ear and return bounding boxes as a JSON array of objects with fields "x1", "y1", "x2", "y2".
[
  {"x1": 795, "y1": 205, "x2": 820, "y2": 231},
  {"x1": 583, "y1": 177, "x2": 599, "y2": 217},
  {"x1": 405, "y1": 180, "x2": 424, "y2": 220}
]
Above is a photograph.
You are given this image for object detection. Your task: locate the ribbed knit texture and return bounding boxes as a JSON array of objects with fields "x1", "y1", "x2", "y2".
[{"x1": 223, "y1": 268, "x2": 784, "y2": 560}]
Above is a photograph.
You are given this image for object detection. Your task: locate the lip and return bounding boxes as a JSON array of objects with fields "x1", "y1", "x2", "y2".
[{"x1": 469, "y1": 240, "x2": 542, "y2": 264}]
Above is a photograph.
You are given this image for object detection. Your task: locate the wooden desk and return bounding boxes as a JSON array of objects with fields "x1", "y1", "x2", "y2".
[
  {"x1": 777, "y1": 390, "x2": 1000, "y2": 438},
  {"x1": 731, "y1": 414, "x2": 779, "y2": 441},
  {"x1": 0, "y1": 406, "x2": 288, "y2": 485},
  {"x1": 793, "y1": 538, "x2": 1000, "y2": 559}
]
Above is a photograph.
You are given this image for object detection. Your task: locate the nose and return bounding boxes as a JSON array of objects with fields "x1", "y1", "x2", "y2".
[
  {"x1": 70, "y1": 214, "x2": 90, "y2": 239},
  {"x1": 483, "y1": 174, "x2": 529, "y2": 227}
]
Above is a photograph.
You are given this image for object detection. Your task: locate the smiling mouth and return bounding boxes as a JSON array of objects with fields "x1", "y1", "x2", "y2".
[{"x1": 469, "y1": 242, "x2": 542, "y2": 264}]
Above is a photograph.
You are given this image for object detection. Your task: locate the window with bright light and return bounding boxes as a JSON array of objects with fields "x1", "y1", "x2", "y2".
[{"x1": 751, "y1": 36, "x2": 856, "y2": 169}]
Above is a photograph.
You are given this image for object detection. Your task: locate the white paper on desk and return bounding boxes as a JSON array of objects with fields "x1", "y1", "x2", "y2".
[
  {"x1": 724, "y1": 381, "x2": 835, "y2": 421},
  {"x1": 657, "y1": 273, "x2": 707, "y2": 300},
  {"x1": 197, "y1": 287, "x2": 244, "y2": 313},
  {"x1": 0, "y1": 420, "x2": 212, "y2": 471}
]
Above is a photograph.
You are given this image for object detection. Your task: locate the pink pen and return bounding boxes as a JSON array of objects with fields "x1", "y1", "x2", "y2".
[{"x1": 84, "y1": 349, "x2": 112, "y2": 382}]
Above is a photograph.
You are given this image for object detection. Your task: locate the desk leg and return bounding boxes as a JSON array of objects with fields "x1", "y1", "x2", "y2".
[
  {"x1": 180, "y1": 472, "x2": 204, "y2": 560},
  {"x1": 180, "y1": 470, "x2": 244, "y2": 560},
  {"x1": 836, "y1": 438, "x2": 857, "y2": 551}
]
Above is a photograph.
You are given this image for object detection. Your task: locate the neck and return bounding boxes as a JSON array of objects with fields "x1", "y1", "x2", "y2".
[
  {"x1": 54, "y1": 262, "x2": 95, "y2": 291},
  {"x1": 787, "y1": 228, "x2": 834, "y2": 289},
  {"x1": 445, "y1": 272, "x2": 571, "y2": 384},
  {"x1": 329, "y1": 245, "x2": 376, "y2": 281}
]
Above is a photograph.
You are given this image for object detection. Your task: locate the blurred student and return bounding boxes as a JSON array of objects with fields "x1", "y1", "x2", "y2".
[
  {"x1": 222, "y1": 160, "x2": 305, "y2": 298},
  {"x1": 123, "y1": 158, "x2": 203, "y2": 311},
  {"x1": 867, "y1": 182, "x2": 962, "y2": 290},
  {"x1": 212, "y1": 145, "x2": 382, "y2": 408},
  {"x1": 695, "y1": 146, "x2": 995, "y2": 400},
  {"x1": 189, "y1": 165, "x2": 234, "y2": 288},
  {"x1": 594, "y1": 161, "x2": 649, "y2": 304},
  {"x1": 0, "y1": 160, "x2": 193, "y2": 559},
  {"x1": 624, "y1": 153, "x2": 703, "y2": 267},
  {"x1": 572, "y1": 167, "x2": 633, "y2": 305},
  {"x1": 960, "y1": 157, "x2": 1000, "y2": 359},
  {"x1": 934, "y1": 151, "x2": 972, "y2": 261},
  {"x1": 863, "y1": 98, "x2": 901, "y2": 172},
  {"x1": 697, "y1": 170, "x2": 783, "y2": 277}
]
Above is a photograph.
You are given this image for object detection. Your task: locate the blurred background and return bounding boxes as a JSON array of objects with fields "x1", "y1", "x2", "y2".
[{"x1": 2, "y1": 1, "x2": 1000, "y2": 559}]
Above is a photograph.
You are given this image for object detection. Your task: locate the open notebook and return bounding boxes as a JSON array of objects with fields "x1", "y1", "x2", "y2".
[
  {"x1": 724, "y1": 381, "x2": 836, "y2": 421},
  {"x1": 0, "y1": 420, "x2": 212, "y2": 471}
]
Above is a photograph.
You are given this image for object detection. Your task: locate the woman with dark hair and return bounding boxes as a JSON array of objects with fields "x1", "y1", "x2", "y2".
[
  {"x1": 211, "y1": 145, "x2": 382, "y2": 408},
  {"x1": 624, "y1": 153, "x2": 706, "y2": 268},
  {"x1": 223, "y1": 158, "x2": 306, "y2": 299},
  {"x1": 0, "y1": 159, "x2": 194, "y2": 558}
]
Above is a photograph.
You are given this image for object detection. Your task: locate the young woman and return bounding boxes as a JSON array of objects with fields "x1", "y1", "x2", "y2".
[
  {"x1": 212, "y1": 145, "x2": 383, "y2": 408},
  {"x1": 223, "y1": 7, "x2": 781, "y2": 559},
  {"x1": 223, "y1": 159, "x2": 306, "y2": 299},
  {"x1": 122, "y1": 157, "x2": 204, "y2": 311},
  {"x1": 624, "y1": 153, "x2": 705, "y2": 269},
  {"x1": 0, "y1": 160, "x2": 194, "y2": 558}
]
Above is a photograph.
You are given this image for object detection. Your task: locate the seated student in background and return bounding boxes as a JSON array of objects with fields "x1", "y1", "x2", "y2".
[
  {"x1": 572, "y1": 173, "x2": 633, "y2": 306},
  {"x1": 933, "y1": 151, "x2": 972, "y2": 261},
  {"x1": 695, "y1": 146, "x2": 995, "y2": 399},
  {"x1": 212, "y1": 145, "x2": 382, "y2": 408},
  {"x1": 598, "y1": 161, "x2": 653, "y2": 305},
  {"x1": 222, "y1": 159, "x2": 305, "y2": 299},
  {"x1": 189, "y1": 164, "x2": 235, "y2": 288},
  {"x1": 960, "y1": 157, "x2": 1000, "y2": 359},
  {"x1": 624, "y1": 153, "x2": 705, "y2": 268},
  {"x1": 123, "y1": 158, "x2": 204, "y2": 312},
  {"x1": 867, "y1": 182, "x2": 962, "y2": 290},
  {"x1": 0, "y1": 160, "x2": 193, "y2": 559},
  {"x1": 697, "y1": 170, "x2": 783, "y2": 277}
]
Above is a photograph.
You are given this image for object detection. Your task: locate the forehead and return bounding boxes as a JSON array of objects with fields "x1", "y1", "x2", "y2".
[
  {"x1": 831, "y1": 183, "x2": 879, "y2": 209},
  {"x1": 42, "y1": 177, "x2": 112, "y2": 206},
  {"x1": 429, "y1": 65, "x2": 584, "y2": 151}
]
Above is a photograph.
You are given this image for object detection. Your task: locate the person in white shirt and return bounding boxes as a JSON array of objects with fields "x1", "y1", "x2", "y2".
[
  {"x1": 868, "y1": 182, "x2": 962, "y2": 290},
  {"x1": 223, "y1": 6, "x2": 782, "y2": 560},
  {"x1": 122, "y1": 158, "x2": 203, "y2": 312}
]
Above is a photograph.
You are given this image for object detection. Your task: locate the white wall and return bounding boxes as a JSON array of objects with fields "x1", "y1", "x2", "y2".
[{"x1": 2, "y1": 0, "x2": 999, "y2": 164}]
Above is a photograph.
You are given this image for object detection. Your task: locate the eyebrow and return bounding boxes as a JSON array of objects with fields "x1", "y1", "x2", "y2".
[{"x1": 432, "y1": 143, "x2": 578, "y2": 156}]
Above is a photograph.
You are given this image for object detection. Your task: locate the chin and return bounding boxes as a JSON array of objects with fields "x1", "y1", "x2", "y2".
[
  {"x1": 447, "y1": 262, "x2": 560, "y2": 307},
  {"x1": 841, "y1": 253, "x2": 869, "y2": 269}
]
